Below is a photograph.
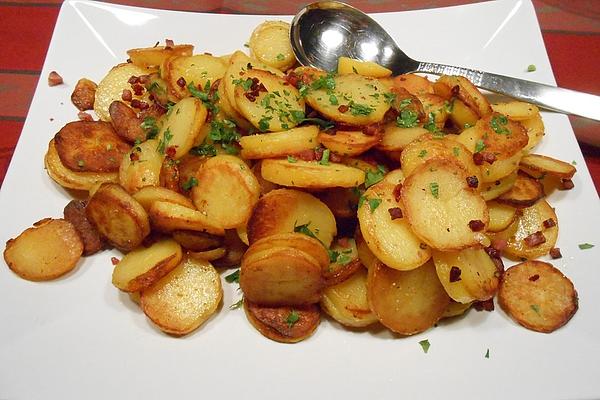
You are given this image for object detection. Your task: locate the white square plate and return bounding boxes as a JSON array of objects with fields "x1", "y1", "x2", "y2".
[{"x1": 1, "y1": 1, "x2": 599, "y2": 399}]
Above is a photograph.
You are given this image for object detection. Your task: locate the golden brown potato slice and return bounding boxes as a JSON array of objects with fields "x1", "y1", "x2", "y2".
[
  {"x1": 417, "y1": 93, "x2": 448, "y2": 129},
  {"x1": 389, "y1": 73, "x2": 434, "y2": 96},
  {"x1": 489, "y1": 199, "x2": 558, "y2": 260},
  {"x1": 491, "y1": 101, "x2": 539, "y2": 121},
  {"x1": 191, "y1": 155, "x2": 260, "y2": 230},
  {"x1": 249, "y1": 21, "x2": 296, "y2": 71},
  {"x1": 215, "y1": 78, "x2": 254, "y2": 131},
  {"x1": 248, "y1": 233, "x2": 329, "y2": 272},
  {"x1": 148, "y1": 201, "x2": 225, "y2": 236},
  {"x1": 188, "y1": 247, "x2": 227, "y2": 261},
  {"x1": 322, "y1": 238, "x2": 362, "y2": 286},
  {"x1": 86, "y1": 183, "x2": 151, "y2": 251},
  {"x1": 337, "y1": 57, "x2": 392, "y2": 78},
  {"x1": 240, "y1": 245, "x2": 323, "y2": 306},
  {"x1": 132, "y1": 186, "x2": 194, "y2": 211},
  {"x1": 377, "y1": 123, "x2": 428, "y2": 152},
  {"x1": 108, "y1": 101, "x2": 146, "y2": 143},
  {"x1": 247, "y1": 188, "x2": 337, "y2": 247},
  {"x1": 240, "y1": 125, "x2": 318, "y2": 159},
  {"x1": 94, "y1": 63, "x2": 148, "y2": 121},
  {"x1": 441, "y1": 301, "x2": 472, "y2": 319},
  {"x1": 479, "y1": 170, "x2": 518, "y2": 201},
  {"x1": 54, "y1": 121, "x2": 130, "y2": 173},
  {"x1": 368, "y1": 260, "x2": 451, "y2": 335},
  {"x1": 437, "y1": 75, "x2": 492, "y2": 117},
  {"x1": 498, "y1": 260, "x2": 578, "y2": 333},
  {"x1": 261, "y1": 158, "x2": 365, "y2": 189},
  {"x1": 447, "y1": 99, "x2": 479, "y2": 130},
  {"x1": 157, "y1": 97, "x2": 207, "y2": 159},
  {"x1": 4, "y1": 219, "x2": 83, "y2": 281},
  {"x1": 141, "y1": 256, "x2": 222, "y2": 335},
  {"x1": 519, "y1": 153, "x2": 576, "y2": 180},
  {"x1": 45, "y1": 139, "x2": 119, "y2": 191},
  {"x1": 432, "y1": 247, "x2": 500, "y2": 303},
  {"x1": 521, "y1": 115, "x2": 545, "y2": 152},
  {"x1": 163, "y1": 54, "x2": 226, "y2": 99},
  {"x1": 63, "y1": 200, "x2": 104, "y2": 256},
  {"x1": 479, "y1": 113, "x2": 529, "y2": 159},
  {"x1": 119, "y1": 139, "x2": 164, "y2": 193},
  {"x1": 171, "y1": 230, "x2": 222, "y2": 251},
  {"x1": 305, "y1": 74, "x2": 390, "y2": 126},
  {"x1": 234, "y1": 69, "x2": 304, "y2": 132},
  {"x1": 71, "y1": 78, "x2": 97, "y2": 111},
  {"x1": 355, "y1": 228, "x2": 379, "y2": 270},
  {"x1": 496, "y1": 172, "x2": 544, "y2": 208},
  {"x1": 487, "y1": 201, "x2": 518, "y2": 233},
  {"x1": 358, "y1": 179, "x2": 431, "y2": 270},
  {"x1": 321, "y1": 267, "x2": 378, "y2": 328},
  {"x1": 401, "y1": 159, "x2": 489, "y2": 251},
  {"x1": 244, "y1": 301, "x2": 320, "y2": 343},
  {"x1": 112, "y1": 239, "x2": 182, "y2": 292},
  {"x1": 318, "y1": 130, "x2": 380, "y2": 157},
  {"x1": 127, "y1": 43, "x2": 193, "y2": 71}
]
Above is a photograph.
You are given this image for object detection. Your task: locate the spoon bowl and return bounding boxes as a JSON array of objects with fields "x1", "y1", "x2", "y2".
[{"x1": 290, "y1": 1, "x2": 600, "y2": 122}]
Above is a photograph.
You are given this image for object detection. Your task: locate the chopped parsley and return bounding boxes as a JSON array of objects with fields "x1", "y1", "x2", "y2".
[
  {"x1": 296, "y1": 117, "x2": 335, "y2": 130},
  {"x1": 396, "y1": 109, "x2": 419, "y2": 128},
  {"x1": 423, "y1": 112, "x2": 439, "y2": 133},
  {"x1": 384, "y1": 92, "x2": 397, "y2": 104},
  {"x1": 182, "y1": 176, "x2": 198, "y2": 191},
  {"x1": 258, "y1": 116, "x2": 271, "y2": 132},
  {"x1": 349, "y1": 101, "x2": 374, "y2": 116},
  {"x1": 418, "y1": 149, "x2": 428, "y2": 158},
  {"x1": 311, "y1": 73, "x2": 336, "y2": 92},
  {"x1": 294, "y1": 222, "x2": 319, "y2": 240},
  {"x1": 141, "y1": 116, "x2": 160, "y2": 139},
  {"x1": 485, "y1": 349, "x2": 490, "y2": 358},
  {"x1": 429, "y1": 182, "x2": 440, "y2": 199},
  {"x1": 368, "y1": 198, "x2": 382, "y2": 212},
  {"x1": 287, "y1": 155, "x2": 298, "y2": 163},
  {"x1": 232, "y1": 77, "x2": 253, "y2": 91},
  {"x1": 578, "y1": 243, "x2": 594, "y2": 250},
  {"x1": 190, "y1": 142, "x2": 217, "y2": 157},
  {"x1": 286, "y1": 310, "x2": 300, "y2": 328},
  {"x1": 276, "y1": 53, "x2": 285, "y2": 61},
  {"x1": 290, "y1": 110, "x2": 306, "y2": 122},
  {"x1": 77, "y1": 159, "x2": 85, "y2": 168},
  {"x1": 474, "y1": 139, "x2": 486, "y2": 153},
  {"x1": 419, "y1": 339, "x2": 430, "y2": 353},
  {"x1": 571, "y1": 160, "x2": 577, "y2": 165},
  {"x1": 329, "y1": 94, "x2": 339, "y2": 105},
  {"x1": 319, "y1": 149, "x2": 330, "y2": 165},
  {"x1": 527, "y1": 64, "x2": 536, "y2": 72},
  {"x1": 530, "y1": 304, "x2": 541, "y2": 315},
  {"x1": 230, "y1": 297, "x2": 244, "y2": 310},
  {"x1": 209, "y1": 119, "x2": 240, "y2": 154},
  {"x1": 187, "y1": 81, "x2": 219, "y2": 113},
  {"x1": 364, "y1": 164, "x2": 386, "y2": 188},
  {"x1": 453, "y1": 147, "x2": 460, "y2": 157},
  {"x1": 490, "y1": 115, "x2": 510, "y2": 134},
  {"x1": 156, "y1": 128, "x2": 173, "y2": 155},
  {"x1": 225, "y1": 269, "x2": 240, "y2": 284}
]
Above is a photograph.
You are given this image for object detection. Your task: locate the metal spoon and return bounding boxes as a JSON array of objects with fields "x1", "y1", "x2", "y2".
[{"x1": 290, "y1": 1, "x2": 600, "y2": 121}]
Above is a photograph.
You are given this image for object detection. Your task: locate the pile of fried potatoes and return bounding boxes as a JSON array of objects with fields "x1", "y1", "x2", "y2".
[{"x1": 3, "y1": 20, "x2": 579, "y2": 341}]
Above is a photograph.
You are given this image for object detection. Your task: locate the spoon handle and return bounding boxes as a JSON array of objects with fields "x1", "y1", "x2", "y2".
[{"x1": 416, "y1": 61, "x2": 600, "y2": 122}]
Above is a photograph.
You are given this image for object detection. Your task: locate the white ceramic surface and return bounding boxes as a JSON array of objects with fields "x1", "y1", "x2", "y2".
[{"x1": 1, "y1": 1, "x2": 599, "y2": 399}]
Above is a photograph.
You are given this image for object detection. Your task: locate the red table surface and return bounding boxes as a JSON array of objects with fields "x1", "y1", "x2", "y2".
[{"x1": 0, "y1": 0, "x2": 598, "y2": 193}]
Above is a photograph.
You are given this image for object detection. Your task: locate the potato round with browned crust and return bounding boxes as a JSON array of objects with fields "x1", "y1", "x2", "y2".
[
  {"x1": 108, "y1": 101, "x2": 146, "y2": 143},
  {"x1": 4, "y1": 219, "x2": 83, "y2": 281},
  {"x1": 261, "y1": 159, "x2": 365, "y2": 189},
  {"x1": 54, "y1": 121, "x2": 130, "y2": 172},
  {"x1": 437, "y1": 75, "x2": 492, "y2": 117},
  {"x1": 477, "y1": 113, "x2": 529, "y2": 160},
  {"x1": 498, "y1": 260, "x2": 578, "y2": 333},
  {"x1": 86, "y1": 183, "x2": 150, "y2": 251},
  {"x1": 244, "y1": 301, "x2": 320, "y2": 343},
  {"x1": 94, "y1": 62, "x2": 149, "y2": 122},
  {"x1": 248, "y1": 233, "x2": 329, "y2": 272},
  {"x1": 318, "y1": 129, "x2": 380, "y2": 157},
  {"x1": 63, "y1": 200, "x2": 104, "y2": 256}
]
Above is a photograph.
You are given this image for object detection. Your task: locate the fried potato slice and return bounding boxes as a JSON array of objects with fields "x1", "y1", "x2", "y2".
[
  {"x1": 358, "y1": 179, "x2": 431, "y2": 270},
  {"x1": 249, "y1": 21, "x2": 296, "y2": 71},
  {"x1": 447, "y1": 99, "x2": 479, "y2": 130},
  {"x1": 157, "y1": 97, "x2": 207, "y2": 159},
  {"x1": 148, "y1": 201, "x2": 225, "y2": 236},
  {"x1": 234, "y1": 69, "x2": 304, "y2": 132},
  {"x1": 127, "y1": 44, "x2": 193, "y2": 72},
  {"x1": 112, "y1": 239, "x2": 182, "y2": 292},
  {"x1": 45, "y1": 139, "x2": 119, "y2": 191},
  {"x1": 377, "y1": 123, "x2": 428, "y2": 152},
  {"x1": 479, "y1": 113, "x2": 529, "y2": 159},
  {"x1": 240, "y1": 125, "x2": 318, "y2": 159},
  {"x1": 487, "y1": 201, "x2": 518, "y2": 233},
  {"x1": 305, "y1": 74, "x2": 390, "y2": 126},
  {"x1": 441, "y1": 301, "x2": 472, "y2": 319},
  {"x1": 318, "y1": 130, "x2": 380, "y2": 157},
  {"x1": 244, "y1": 301, "x2": 320, "y2": 343},
  {"x1": 432, "y1": 247, "x2": 500, "y2": 303},
  {"x1": 261, "y1": 159, "x2": 365, "y2": 189},
  {"x1": 94, "y1": 63, "x2": 148, "y2": 121},
  {"x1": 171, "y1": 230, "x2": 223, "y2": 252},
  {"x1": 389, "y1": 73, "x2": 433, "y2": 96},
  {"x1": 216, "y1": 78, "x2": 254, "y2": 131},
  {"x1": 519, "y1": 153, "x2": 576, "y2": 180},
  {"x1": 248, "y1": 233, "x2": 329, "y2": 272},
  {"x1": 54, "y1": 121, "x2": 130, "y2": 172},
  {"x1": 479, "y1": 170, "x2": 518, "y2": 201},
  {"x1": 321, "y1": 267, "x2": 378, "y2": 327},
  {"x1": 323, "y1": 237, "x2": 362, "y2": 287},
  {"x1": 496, "y1": 172, "x2": 544, "y2": 208},
  {"x1": 109, "y1": 101, "x2": 146, "y2": 143},
  {"x1": 240, "y1": 245, "x2": 323, "y2": 306},
  {"x1": 86, "y1": 183, "x2": 151, "y2": 251},
  {"x1": 491, "y1": 101, "x2": 539, "y2": 121},
  {"x1": 132, "y1": 186, "x2": 194, "y2": 211},
  {"x1": 247, "y1": 188, "x2": 337, "y2": 247},
  {"x1": 437, "y1": 75, "x2": 492, "y2": 117},
  {"x1": 367, "y1": 260, "x2": 451, "y2": 335},
  {"x1": 489, "y1": 199, "x2": 558, "y2": 260},
  {"x1": 141, "y1": 256, "x2": 222, "y2": 335},
  {"x1": 119, "y1": 139, "x2": 164, "y2": 193},
  {"x1": 191, "y1": 155, "x2": 260, "y2": 230},
  {"x1": 337, "y1": 57, "x2": 392, "y2": 78},
  {"x1": 355, "y1": 227, "x2": 379, "y2": 270},
  {"x1": 521, "y1": 115, "x2": 545, "y2": 152},
  {"x1": 71, "y1": 78, "x2": 97, "y2": 111},
  {"x1": 63, "y1": 200, "x2": 104, "y2": 256},
  {"x1": 4, "y1": 219, "x2": 83, "y2": 281},
  {"x1": 498, "y1": 260, "x2": 578, "y2": 333},
  {"x1": 401, "y1": 159, "x2": 489, "y2": 251},
  {"x1": 163, "y1": 54, "x2": 226, "y2": 99},
  {"x1": 417, "y1": 94, "x2": 448, "y2": 129}
]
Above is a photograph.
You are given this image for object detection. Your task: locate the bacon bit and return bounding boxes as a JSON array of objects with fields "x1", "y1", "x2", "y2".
[
  {"x1": 283, "y1": 71, "x2": 300, "y2": 88},
  {"x1": 484, "y1": 245, "x2": 505, "y2": 274},
  {"x1": 172, "y1": 77, "x2": 185, "y2": 89},
  {"x1": 529, "y1": 274, "x2": 540, "y2": 282},
  {"x1": 490, "y1": 238, "x2": 507, "y2": 252},
  {"x1": 524, "y1": 231, "x2": 546, "y2": 247},
  {"x1": 484, "y1": 245, "x2": 501, "y2": 259},
  {"x1": 466, "y1": 175, "x2": 479, "y2": 188},
  {"x1": 481, "y1": 152, "x2": 497, "y2": 164},
  {"x1": 244, "y1": 77, "x2": 267, "y2": 102},
  {"x1": 543, "y1": 218, "x2": 556, "y2": 229},
  {"x1": 449, "y1": 266, "x2": 462, "y2": 282},
  {"x1": 294, "y1": 149, "x2": 317, "y2": 161},
  {"x1": 419, "y1": 243, "x2": 428, "y2": 250},
  {"x1": 450, "y1": 85, "x2": 460, "y2": 96},
  {"x1": 362, "y1": 123, "x2": 383, "y2": 136},
  {"x1": 138, "y1": 75, "x2": 151, "y2": 85},
  {"x1": 128, "y1": 75, "x2": 140, "y2": 85},
  {"x1": 338, "y1": 105, "x2": 349, "y2": 113},
  {"x1": 393, "y1": 183, "x2": 403, "y2": 202},
  {"x1": 468, "y1": 219, "x2": 485, "y2": 232},
  {"x1": 111, "y1": 257, "x2": 120, "y2": 265},
  {"x1": 337, "y1": 237, "x2": 351, "y2": 248},
  {"x1": 130, "y1": 99, "x2": 149, "y2": 110},
  {"x1": 474, "y1": 299, "x2": 494, "y2": 312},
  {"x1": 166, "y1": 147, "x2": 177, "y2": 158},
  {"x1": 77, "y1": 111, "x2": 93, "y2": 121},
  {"x1": 559, "y1": 178, "x2": 575, "y2": 190},
  {"x1": 550, "y1": 247, "x2": 563, "y2": 259},
  {"x1": 132, "y1": 83, "x2": 145, "y2": 96},
  {"x1": 48, "y1": 71, "x2": 63, "y2": 86},
  {"x1": 388, "y1": 207, "x2": 403, "y2": 220},
  {"x1": 121, "y1": 89, "x2": 133, "y2": 102},
  {"x1": 472, "y1": 152, "x2": 484, "y2": 165},
  {"x1": 165, "y1": 39, "x2": 174, "y2": 49}
]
